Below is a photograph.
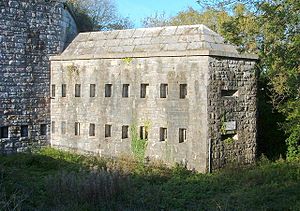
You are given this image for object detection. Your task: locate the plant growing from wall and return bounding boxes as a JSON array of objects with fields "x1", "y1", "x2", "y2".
[
  {"x1": 130, "y1": 124, "x2": 147, "y2": 162},
  {"x1": 220, "y1": 114, "x2": 227, "y2": 135},
  {"x1": 67, "y1": 64, "x2": 79, "y2": 77},
  {"x1": 224, "y1": 137, "x2": 235, "y2": 145},
  {"x1": 122, "y1": 57, "x2": 133, "y2": 65}
]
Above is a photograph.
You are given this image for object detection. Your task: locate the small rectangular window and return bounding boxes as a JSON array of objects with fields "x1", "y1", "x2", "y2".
[
  {"x1": 90, "y1": 84, "x2": 96, "y2": 97},
  {"x1": 160, "y1": 127, "x2": 167, "y2": 142},
  {"x1": 21, "y1": 125, "x2": 28, "y2": 137},
  {"x1": 179, "y1": 128, "x2": 187, "y2": 143},
  {"x1": 105, "y1": 124, "x2": 111, "y2": 137},
  {"x1": 89, "y1": 123, "x2": 95, "y2": 136},
  {"x1": 160, "y1": 84, "x2": 168, "y2": 98},
  {"x1": 0, "y1": 126, "x2": 9, "y2": 138},
  {"x1": 51, "y1": 84, "x2": 56, "y2": 98},
  {"x1": 61, "y1": 121, "x2": 66, "y2": 134},
  {"x1": 221, "y1": 89, "x2": 239, "y2": 97},
  {"x1": 62, "y1": 84, "x2": 67, "y2": 97},
  {"x1": 139, "y1": 126, "x2": 148, "y2": 140},
  {"x1": 75, "y1": 84, "x2": 81, "y2": 97},
  {"x1": 140, "y1": 84, "x2": 149, "y2": 98},
  {"x1": 122, "y1": 125, "x2": 129, "y2": 139},
  {"x1": 75, "y1": 122, "x2": 80, "y2": 136},
  {"x1": 105, "y1": 84, "x2": 112, "y2": 97},
  {"x1": 122, "y1": 84, "x2": 129, "y2": 98},
  {"x1": 51, "y1": 121, "x2": 55, "y2": 134},
  {"x1": 180, "y1": 84, "x2": 187, "y2": 99},
  {"x1": 40, "y1": 124, "x2": 47, "y2": 136}
]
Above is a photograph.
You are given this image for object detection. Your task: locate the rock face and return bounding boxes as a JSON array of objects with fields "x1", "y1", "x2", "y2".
[
  {"x1": 0, "y1": 0, "x2": 77, "y2": 153},
  {"x1": 50, "y1": 25, "x2": 258, "y2": 172}
]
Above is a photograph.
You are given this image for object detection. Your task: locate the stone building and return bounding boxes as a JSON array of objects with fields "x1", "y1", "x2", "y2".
[
  {"x1": 0, "y1": 0, "x2": 77, "y2": 153},
  {"x1": 50, "y1": 25, "x2": 258, "y2": 172}
]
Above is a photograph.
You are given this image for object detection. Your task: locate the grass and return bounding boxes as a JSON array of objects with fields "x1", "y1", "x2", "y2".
[{"x1": 0, "y1": 147, "x2": 299, "y2": 210}]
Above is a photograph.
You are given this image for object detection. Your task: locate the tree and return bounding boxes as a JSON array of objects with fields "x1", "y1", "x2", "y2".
[
  {"x1": 171, "y1": 8, "x2": 230, "y2": 33},
  {"x1": 257, "y1": 0, "x2": 300, "y2": 159},
  {"x1": 67, "y1": 0, "x2": 133, "y2": 31},
  {"x1": 197, "y1": 0, "x2": 300, "y2": 159},
  {"x1": 142, "y1": 7, "x2": 231, "y2": 33},
  {"x1": 142, "y1": 12, "x2": 170, "y2": 28},
  {"x1": 143, "y1": 0, "x2": 300, "y2": 159}
]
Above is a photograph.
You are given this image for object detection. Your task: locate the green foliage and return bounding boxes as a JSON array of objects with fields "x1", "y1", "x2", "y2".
[
  {"x1": 122, "y1": 57, "x2": 133, "y2": 64},
  {"x1": 130, "y1": 124, "x2": 147, "y2": 162},
  {"x1": 220, "y1": 4, "x2": 260, "y2": 53},
  {"x1": 171, "y1": 7, "x2": 231, "y2": 33},
  {"x1": 1, "y1": 149, "x2": 299, "y2": 210},
  {"x1": 220, "y1": 114, "x2": 227, "y2": 135},
  {"x1": 66, "y1": 0, "x2": 133, "y2": 31},
  {"x1": 143, "y1": 1, "x2": 299, "y2": 158},
  {"x1": 66, "y1": 64, "x2": 79, "y2": 76},
  {"x1": 257, "y1": 75, "x2": 287, "y2": 159},
  {"x1": 257, "y1": 0, "x2": 300, "y2": 159},
  {"x1": 224, "y1": 137, "x2": 235, "y2": 144},
  {"x1": 66, "y1": 1, "x2": 94, "y2": 32}
]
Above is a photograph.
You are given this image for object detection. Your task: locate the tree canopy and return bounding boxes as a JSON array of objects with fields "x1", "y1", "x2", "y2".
[{"x1": 67, "y1": 0, "x2": 133, "y2": 31}]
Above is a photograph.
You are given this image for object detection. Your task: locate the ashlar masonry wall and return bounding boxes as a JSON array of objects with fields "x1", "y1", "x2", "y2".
[{"x1": 51, "y1": 56, "x2": 210, "y2": 172}]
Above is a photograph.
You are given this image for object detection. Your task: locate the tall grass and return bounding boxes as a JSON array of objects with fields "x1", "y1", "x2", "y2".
[
  {"x1": 0, "y1": 148, "x2": 299, "y2": 210},
  {"x1": 45, "y1": 170, "x2": 130, "y2": 210},
  {"x1": 0, "y1": 167, "x2": 27, "y2": 211}
]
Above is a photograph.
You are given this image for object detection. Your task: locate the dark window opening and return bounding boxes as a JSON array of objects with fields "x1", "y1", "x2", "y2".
[
  {"x1": 75, "y1": 122, "x2": 80, "y2": 136},
  {"x1": 140, "y1": 84, "x2": 149, "y2": 98},
  {"x1": 122, "y1": 84, "x2": 129, "y2": 98},
  {"x1": 179, "y1": 128, "x2": 187, "y2": 143},
  {"x1": 61, "y1": 121, "x2": 66, "y2": 134},
  {"x1": 51, "y1": 84, "x2": 55, "y2": 98},
  {"x1": 160, "y1": 84, "x2": 168, "y2": 98},
  {"x1": 160, "y1": 127, "x2": 167, "y2": 142},
  {"x1": 21, "y1": 125, "x2": 28, "y2": 137},
  {"x1": 90, "y1": 84, "x2": 96, "y2": 97},
  {"x1": 221, "y1": 89, "x2": 238, "y2": 97},
  {"x1": 180, "y1": 84, "x2": 187, "y2": 99},
  {"x1": 51, "y1": 121, "x2": 55, "y2": 134},
  {"x1": 89, "y1": 123, "x2": 95, "y2": 136},
  {"x1": 75, "y1": 84, "x2": 81, "y2": 97},
  {"x1": 62, "y1": 84, "x2": 67, "y2": 97},
  {"x1": 40, "y1": 124, "x2": 47, "y2": 136},
  {"x1": 0, "y1": 126, "x2": 9, "y2": 138},
  {"x1": 221, "y1": 134, "x2": 238, "y2": 141},
  {"x1": 122, "y1": 125, "x2": 129, "y2": 139},
  {"x1": 105, "y1": 84, "x2": 112, "y2": 97},
  {"x1": 140, "y1": 126, "x2": 148, "y2": 140},
  {"x1": 105, "y1": 124, "x2": 112, "y2": 137}
]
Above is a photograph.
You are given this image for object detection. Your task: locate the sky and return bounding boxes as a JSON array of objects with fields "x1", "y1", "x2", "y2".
[{"x1": 115, "y1": 0, "x2": 201, "y2": 28}]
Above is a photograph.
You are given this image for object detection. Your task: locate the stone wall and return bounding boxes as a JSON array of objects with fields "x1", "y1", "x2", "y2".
[
  {"x1": 208, "y1": 57, "x2": 257, "y2": 170},
  {"x1": 0, "y1": 0, "x2": 76, "y2": 153},
  {"x1": 51, "y1": 56, "x2": 209, "y2": 172}
]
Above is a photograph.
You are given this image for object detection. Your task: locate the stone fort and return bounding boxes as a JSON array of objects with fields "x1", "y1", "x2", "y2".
[{"x1": 1, "y1": 0, "x2": 258, "y2": 172}]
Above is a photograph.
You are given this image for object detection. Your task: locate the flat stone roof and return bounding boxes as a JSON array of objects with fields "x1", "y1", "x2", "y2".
[{"x1": 51, "y1": 25, "x2": 258, "y2": 61}]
